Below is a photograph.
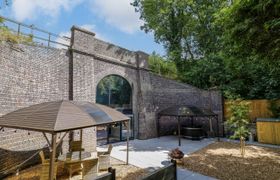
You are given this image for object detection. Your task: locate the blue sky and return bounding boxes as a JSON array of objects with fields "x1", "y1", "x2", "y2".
[{"x1": 0, "y1": 0, "x2": 165, "y2": 55}]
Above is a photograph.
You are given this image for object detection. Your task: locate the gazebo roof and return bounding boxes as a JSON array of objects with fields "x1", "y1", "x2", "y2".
[
  {"x1": 158, "y1": 105, "x2": 216, "y2": 117},
  {"x1": 0, "y1": 100, "x2": 130, "y2": 133}
]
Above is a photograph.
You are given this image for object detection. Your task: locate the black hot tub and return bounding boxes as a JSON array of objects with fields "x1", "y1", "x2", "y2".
[{"x1": 182, "y1": 127, "x2": 204, "y2": 140}]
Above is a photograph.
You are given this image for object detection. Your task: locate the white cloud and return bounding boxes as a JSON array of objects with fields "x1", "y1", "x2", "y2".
[
  {"x1": 90, "y1": 0, "x2": 143, "y2": 34},
  {"x1": 11, "y1": 0, "x2": 83, "y2": 21},
  {"x1": 55, "y1": 31, "x2": 71, "y2": 49},
  {"x1": 55, "y1": 24, "x2": 108, "y2": 49},
  {"x1": 79, "y1": 24, "x2": 108, "y2": 41}
]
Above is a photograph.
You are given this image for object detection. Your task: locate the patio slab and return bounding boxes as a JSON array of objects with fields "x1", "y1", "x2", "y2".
[{"x1": 102, "y1": 136, "x2": 217, "y2": 180}]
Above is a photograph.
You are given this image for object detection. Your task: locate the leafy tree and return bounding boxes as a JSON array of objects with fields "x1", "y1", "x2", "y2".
[
  {"x1": 134, "y1": 0, "x2": 280, "y2": 100},
  {"x1": 148, "y1": 52, "x2": 178, "y2": 79},
  {"x1": 217, "y1": 0, "x2": 280, "y2": 60},
  {"x1": 0, "y1": 0, "x2": 9, "y2": 8},
  {"x1": 132, "y1": 0, "x2": 225, "y2": 72}
]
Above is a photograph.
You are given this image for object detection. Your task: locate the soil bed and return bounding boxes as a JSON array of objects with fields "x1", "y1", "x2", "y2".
[{"x1": 182, "y1": 142, "x2": 280, "y2": 180}]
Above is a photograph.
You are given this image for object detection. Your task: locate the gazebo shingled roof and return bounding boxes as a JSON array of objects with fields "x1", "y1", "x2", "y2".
[{"x1": 0, "y1": 100, "x2": 130, "y2": 133}]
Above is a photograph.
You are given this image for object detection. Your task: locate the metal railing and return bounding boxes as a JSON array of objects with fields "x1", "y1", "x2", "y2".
[{"x1": 0, "y1": 15, "x2": 70, "y2": 48}]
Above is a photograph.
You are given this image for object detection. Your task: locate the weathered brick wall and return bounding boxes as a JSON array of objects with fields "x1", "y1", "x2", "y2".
[
  {"x1": 0, "y1": 26, "x2": 223, "y2": 178},
  {"x1": 72, "y1": 26, "x2": 140, "y2": 68},
  {"x1": 71, "y1": 27, "x2": 140, "y2": 138},
  {"x1": 149, "y1": 74, "x2": 223, "y2": 136},
  {"x1": 70, "y1": 26, "x2": 223, "y2": 139},
  {"x1": 0, "y1": 43, "x2": 69, "y2": 177}
]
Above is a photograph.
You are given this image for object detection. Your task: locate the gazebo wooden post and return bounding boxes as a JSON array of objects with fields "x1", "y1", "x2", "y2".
[
  {"x1": 49, "y1": 133, "x2": 57, "y2": 180},
  {"x1": 216, "y1": 115, "x2": 220, "y2": 141},
  {"x1": 157, "y1": 115, "x2": 160, "y2": 138},
  {"x1": 79, "y1": 129, "x2": 83, "y2": 160},
  {"x1": 209, "y1": 117, "x2": 213, "y2": 133},
  {"x1": 178, "y1": 116, "x2": 181, "y2": 146},
  {"x1": 126, "y1": 119, "x2": 130, "y2": 165}
]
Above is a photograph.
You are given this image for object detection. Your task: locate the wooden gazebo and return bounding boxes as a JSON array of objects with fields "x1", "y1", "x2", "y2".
[
  {"x1": 0, "y1": 100, "x2": 131, "y2": 179},
  {"x1": 157, "y1": 105, "x2": 220, "y2": 146}
]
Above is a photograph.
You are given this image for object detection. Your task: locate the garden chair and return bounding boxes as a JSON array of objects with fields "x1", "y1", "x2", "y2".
[
  {"x1": 97, "y1": 144, "x2": 113, "y2": 156},
  {"x1": 97, "y1": 144, "x2": 113, "y2": 171},
  {"x1": 81, "y1": 158, "x2": 99, "y2": 179},
  {"x1": 69, "y1": 140, "x2": 85, "y2": 159},
  {"x1": 39, "y1": 151, "x2": 58, "y2": 180},
  {"x1": 39, "y1": 151, "x2": 50, "y2": 164},
  {"x1": 65, "y1": 140, "x2": 84, "y2": 179}
]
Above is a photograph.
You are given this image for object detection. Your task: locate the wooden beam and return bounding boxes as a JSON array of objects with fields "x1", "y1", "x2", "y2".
[
  {"x1": 42, "y1": 132, "x2": 51, "y2": 147},
  {"x1": 55, "y1": 131, "x2": 68, "y2": 149},
  {"x1": 157, "y1": 115, "x2": 160, "y2": 138},
  {"x1": 79, "y1": 129, "x2": 83, "y2": 160}
]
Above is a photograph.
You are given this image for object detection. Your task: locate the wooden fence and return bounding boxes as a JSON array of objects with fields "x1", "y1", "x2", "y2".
[{"x1": 224, "y1": 99, "x2": 279, "y2": 122}]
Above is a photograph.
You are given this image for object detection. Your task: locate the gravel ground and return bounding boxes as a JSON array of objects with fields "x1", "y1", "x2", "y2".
[
  {"x1": 5, "y1": 157, "x2": 147, "y2": 180},
  {"x1": 182, "y1": 142, "x2": 280, "y2": 180}
]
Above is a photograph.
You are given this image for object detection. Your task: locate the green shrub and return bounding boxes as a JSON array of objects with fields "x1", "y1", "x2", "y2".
[
  {"x1": 269, "y1": 100, "x2": 280, "y2": 118},
  {"x1": 225, "y1": 99, "x2": 250, "y2": 139}
]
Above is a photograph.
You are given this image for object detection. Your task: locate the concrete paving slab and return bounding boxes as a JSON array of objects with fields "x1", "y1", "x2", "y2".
[{"x1": 100, "y1": 136, "x2": 217, "y2": 180}]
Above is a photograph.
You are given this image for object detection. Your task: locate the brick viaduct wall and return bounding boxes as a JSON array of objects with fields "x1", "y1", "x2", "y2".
[
  {"x1": 149, "y1": 74, "x2": 223, "y2": 136},
  {"x1": 0, "y1": 26, "x2": 223, "y2": 177},
  {"x1": 0, "y1": 43, "x2": 70, "y2": 177},
  {"x1": 70, "y1": 27, "x2": 223, "y2": 139}
]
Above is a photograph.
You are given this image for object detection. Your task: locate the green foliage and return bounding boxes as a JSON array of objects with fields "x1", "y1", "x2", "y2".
[
  {"x1": 0, "y1": 18, "x2": 33, "y2": 44},
  {"x1": 133, "y1": 0, "x2": 280, "y2": 100},
  {"x1": 217, "y1": 0, "x2": 280, "y2": 59},
  {"x1": 148, "y1": 52, "x2": 178, "y2": 79},
  {"x1": 225, "y1": 100, "x2": 250, "y2": 139},
  {"x1": 179, "y1": 55, "x2": 226, "y2": 89},
  {"x1": 132, "y1": 0, "x2": 225, "y2": 72},
  {"x1": 269, "y1": 100, "x2": 280, "y2": 118}
]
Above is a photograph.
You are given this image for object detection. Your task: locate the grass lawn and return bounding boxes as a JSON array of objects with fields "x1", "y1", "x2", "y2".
[{"x1": 182, "y1": 142, "x2": 280, "y2": 180}]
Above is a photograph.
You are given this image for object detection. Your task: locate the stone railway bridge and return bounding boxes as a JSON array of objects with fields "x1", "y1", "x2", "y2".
[{"x1": 0, "y1": 26, "x2": 223, "y2": 177}]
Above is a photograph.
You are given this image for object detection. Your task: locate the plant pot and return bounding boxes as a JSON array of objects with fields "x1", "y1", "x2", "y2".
[{"x1": 173, "y1": 158, "x2": 184, "y2": 165}]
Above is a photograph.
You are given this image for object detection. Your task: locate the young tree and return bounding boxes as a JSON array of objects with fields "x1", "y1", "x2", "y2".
[{"x1": 225, "y1": 99, "x2": 250, "y2": 140}]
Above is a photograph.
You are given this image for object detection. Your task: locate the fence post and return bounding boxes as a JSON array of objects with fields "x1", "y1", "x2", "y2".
[{"x1": 108, "y1": 167, "x2": 116, "y2": 180}]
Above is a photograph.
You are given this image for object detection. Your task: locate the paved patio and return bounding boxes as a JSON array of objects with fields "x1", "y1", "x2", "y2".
[{"x1": 103, "y1": 136, "x2": 217, "y2": 180}]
